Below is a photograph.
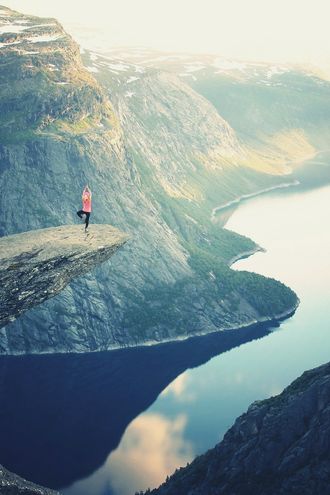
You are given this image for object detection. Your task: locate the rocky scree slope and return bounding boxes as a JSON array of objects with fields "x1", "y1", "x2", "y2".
[
  {"x1": 0, "y1": 6, "x2": 297, "y2": 354},
  {"x1": 0, "y1": 224, "x2": 128, "y2": 330},
  {"x1": 146, "y1": 361, "x2": 330, "y2": 495}
]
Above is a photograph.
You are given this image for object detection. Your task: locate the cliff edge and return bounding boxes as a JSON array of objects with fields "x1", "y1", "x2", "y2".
[{"x1": 0, "y1": 225, "x2": 129, "y2": 329}]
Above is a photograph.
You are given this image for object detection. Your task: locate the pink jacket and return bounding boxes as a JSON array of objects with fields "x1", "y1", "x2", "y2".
[{"x1": 82, "y1": 190, "x2": 92, "y2": 212}]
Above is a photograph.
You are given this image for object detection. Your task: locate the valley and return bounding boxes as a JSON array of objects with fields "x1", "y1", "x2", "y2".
[{"x1": 0, "y1": 5, "x2": 330, "y2": 494}]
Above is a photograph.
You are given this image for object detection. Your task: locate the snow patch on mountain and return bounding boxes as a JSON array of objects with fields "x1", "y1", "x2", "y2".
[
  {"x1": 213, "y1": 59, "x2": 247, "y2": 71},
  {"x1": 0, "y1": 23, "x2": 31, "y2": 33},
  {"x1": 105, "y1": 62, "x2": 130, "y2": 72},
  {"x1": 127, "y1": 76, "x2": 139, "y2": 83},
  {"x1": 266, "y1": 65, "x2": 290, "y2": 78},
  {"x1": 27, "y1": 34, "x2": 64, "y2": 43},
  {"x1": 184, "y1": 64, "x2": 205, "y2": 72}
]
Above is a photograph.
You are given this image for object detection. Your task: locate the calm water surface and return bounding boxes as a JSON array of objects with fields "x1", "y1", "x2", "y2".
[
  {"x1": 64, "y1": 182, "x2": 330, "y2": 494},
  {"x1": 0, "y1": 177, "x2": 329, "y2": 495}
]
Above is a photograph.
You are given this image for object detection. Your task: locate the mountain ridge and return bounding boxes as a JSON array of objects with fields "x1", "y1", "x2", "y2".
[{"x1": 84, "y1": 47, "x2": 330, "y2": 173}]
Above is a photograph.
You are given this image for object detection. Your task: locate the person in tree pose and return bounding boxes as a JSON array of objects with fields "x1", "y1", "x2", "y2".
[{"x1": 77, "y1": 185, "x2": 92, "y2": 232}]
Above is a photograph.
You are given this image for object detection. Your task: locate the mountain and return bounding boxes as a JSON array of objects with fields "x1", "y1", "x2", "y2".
[
  {"x1": 85, "y1": 48, "x2": 330, "y2": 173},
  {"x1": 144, "y1": 361, "x2": 330, "y2": 495},
  {"x1": 0, "y1": 7, "x2": 302, "y2": 354}
]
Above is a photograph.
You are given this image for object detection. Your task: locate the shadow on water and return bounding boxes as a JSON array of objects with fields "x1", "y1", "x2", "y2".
[{"x1": 0, "y1": 319, "x2": 284, "y2": 490}]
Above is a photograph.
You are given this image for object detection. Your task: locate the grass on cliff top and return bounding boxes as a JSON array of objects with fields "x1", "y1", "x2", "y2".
[
  {"x1": 44, "y1": 115, "x2": 111, "y2": 135},
  {"x1": 0, "y1": 53, "x2": 118, "y2": 143},
  {"x1": 0, "y1": 98, "x2": 117, "y2": 143}
]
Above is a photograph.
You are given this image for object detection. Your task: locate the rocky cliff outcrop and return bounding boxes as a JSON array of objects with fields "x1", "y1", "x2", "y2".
[
  {"x1": 0, "y1": 224, "x2": 128, "y2": 330},
  {"x1": 147, "y1": 361, "x2": 330, "y2": 495},
  {"x1": 0, "y1": 464, "x2": 58, "y2": 494}
]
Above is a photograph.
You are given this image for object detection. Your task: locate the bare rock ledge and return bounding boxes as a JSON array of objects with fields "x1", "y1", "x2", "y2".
[{"x1": 0, "y1": 225, "x2": 129, "y2": 329}]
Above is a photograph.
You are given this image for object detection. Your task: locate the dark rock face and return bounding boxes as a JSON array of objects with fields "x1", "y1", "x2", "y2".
[
  {"x1": 147, "y1": 361, "x2": 330, "y2": 495},
  {"x1": 0, "y1": 464, "x2": 58, "y2": 494},
  {"x1": 0, "y1": 225, "x2": 128, "y2": 330}
]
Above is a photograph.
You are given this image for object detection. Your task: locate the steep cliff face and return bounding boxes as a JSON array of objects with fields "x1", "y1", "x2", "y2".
[
  {"x1": 0, "y1": 7, "x2": 297, "y2": 354},
  {"x1": 112, "y1": 70, "x2": 245, "y2": 199},
  {"x1": 147, "y1": 361, "x2": 330, "y2": 495},
  {"x1": 0, "y1": 225, "x2": 128, "y2": 332}
]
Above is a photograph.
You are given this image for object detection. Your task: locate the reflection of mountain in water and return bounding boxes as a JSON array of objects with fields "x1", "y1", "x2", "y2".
[{"x1": 0, "y1": 322, "x2": 278, "y2": 490}]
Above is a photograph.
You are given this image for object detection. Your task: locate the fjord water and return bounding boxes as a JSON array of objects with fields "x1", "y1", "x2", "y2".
[
  {"x1": 64, "y1": 181, "x2": 330, "y2": 494},
  {"x1": 0, "y1": 179, "x2": 329, "y2": 494}
]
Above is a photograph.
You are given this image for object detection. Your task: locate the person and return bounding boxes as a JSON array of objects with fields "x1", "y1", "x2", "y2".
[{"x1": 77, "y1": 185, "x2": 92, "y2": 232}]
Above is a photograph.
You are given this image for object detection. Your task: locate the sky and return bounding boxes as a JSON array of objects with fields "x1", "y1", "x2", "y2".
[{"x1": 2, "y1": 0, "x2": 330, "y2": 67}]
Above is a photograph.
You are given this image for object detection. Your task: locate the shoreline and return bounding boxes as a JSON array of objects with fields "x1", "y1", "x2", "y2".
[
  {"x1": 211, "y1": 147, "x2": 330, "y2": 223},
  {"x1": 227, "y1": 246, "x2": 266, "y2": 267},
  {"x1": 118, "y1": 296, "x2": 300, "y2": 352},
  {"x1": 1, "y1": 243, "x2": 298, "y2": 357},
  {"x1": 1, "y1": 298, "x2": 300, "y2": 357},
  {"x1": 211, "y1": 180, "x2": 300, "y2": 221}
]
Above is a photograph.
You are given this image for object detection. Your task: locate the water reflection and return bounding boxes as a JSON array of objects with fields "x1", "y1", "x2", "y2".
[
  {"x1": 161, "y1": 374, "x2": 196, "y2": 403},
  {"x1": 0, "y1": 321, "x2": 276, "y2": 490},
  {"x1": 66, "y1": 413, "x2": 193, "y2": 495}
]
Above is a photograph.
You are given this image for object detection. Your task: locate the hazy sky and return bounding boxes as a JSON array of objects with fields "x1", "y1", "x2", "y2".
[{"x1": 3, "y1": 0, "x2": 330, "y2": 66}]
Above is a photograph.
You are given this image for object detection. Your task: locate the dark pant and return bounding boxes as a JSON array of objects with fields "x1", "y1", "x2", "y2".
[{"x1": 77, "y1": 210, "x2": 91, "y2": 228}]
